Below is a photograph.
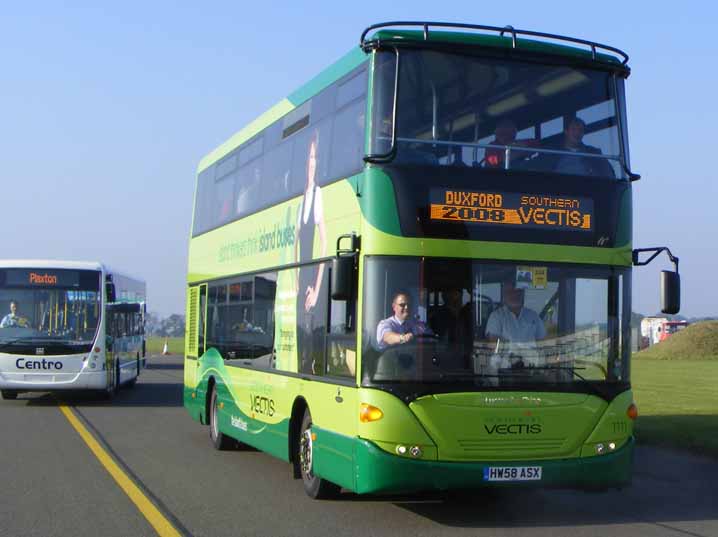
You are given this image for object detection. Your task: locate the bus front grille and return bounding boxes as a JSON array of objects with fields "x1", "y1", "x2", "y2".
[{"x1": 457, "y1": 437, "x2": 567, "y2": 456}]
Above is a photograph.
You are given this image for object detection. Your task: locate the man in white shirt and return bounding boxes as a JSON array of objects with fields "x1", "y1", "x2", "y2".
[{"x1": 485, "y1": 280, "x2": 545, "y2": 365}]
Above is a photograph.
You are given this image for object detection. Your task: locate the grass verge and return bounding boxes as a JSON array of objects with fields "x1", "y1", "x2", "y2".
[
  {"x1": 146, "y1": 337, "x2": 184, "y2": 355},
  {"x1": 634, "y1": 320, "x2": 718, "y2": 360},
  {"x1": 632, "y1": 360, "x2": 718, "y2": 458}
]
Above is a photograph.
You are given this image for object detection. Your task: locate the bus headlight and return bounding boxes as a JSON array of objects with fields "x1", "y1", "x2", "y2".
[{"x1": 595, "y1": 441, "x2": 619, "y2": 455}]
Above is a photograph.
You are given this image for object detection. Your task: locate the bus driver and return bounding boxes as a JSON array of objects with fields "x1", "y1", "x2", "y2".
[
  {"x1": 0, "y1": 301, "x2": 30, "y2": 329},
  {"x1": 485, "y1": 280, "x2": 545, "y2": 365}
]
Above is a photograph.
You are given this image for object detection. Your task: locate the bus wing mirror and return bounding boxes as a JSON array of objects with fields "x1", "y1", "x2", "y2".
[
  {"x1": 332, "y1": 233, "x2": 359, "y2": 301},
  {"x1": 633, "y1": 247, "x2": 680, "y2": 315},
  {"x1": 660, "y1": 270, "x2": 680, "y2": 314},
  {"x1": 331, "y1": 255, "x2": 356, "y2": 301},
  {"x1": 106, "y1": 282, "x2": 116, "y2": 303}
]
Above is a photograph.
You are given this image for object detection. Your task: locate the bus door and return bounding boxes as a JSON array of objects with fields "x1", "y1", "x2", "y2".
[
  {"x1": 105, "y1": 305, "x2": 125, "y2": 386},
  {"x1": 185, "y1": 284, "x2": 208, "y2": 387}
]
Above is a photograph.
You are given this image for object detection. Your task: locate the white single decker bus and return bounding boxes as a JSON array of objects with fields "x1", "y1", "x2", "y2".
[{"x1": 0, "y1": 260, "x2": 146, "y2": 399}]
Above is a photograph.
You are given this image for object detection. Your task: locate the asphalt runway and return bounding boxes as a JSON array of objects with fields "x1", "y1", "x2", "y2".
[{"x1": 1, "y1": 354, "x2": 716, "y2": 537}]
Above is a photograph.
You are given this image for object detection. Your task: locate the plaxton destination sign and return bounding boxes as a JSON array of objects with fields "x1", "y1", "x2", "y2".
[
  {"x1": 0, "y1": 269, "x2": 88, "y2": 289},
  {"x1": 429, "y1": 189, "x2": 593, "y2": 231}
]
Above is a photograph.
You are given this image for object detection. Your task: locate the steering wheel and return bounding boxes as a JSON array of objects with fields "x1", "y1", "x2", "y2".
[{"x1": 413, "y1": 332, "x2": 439, "y2": 341}]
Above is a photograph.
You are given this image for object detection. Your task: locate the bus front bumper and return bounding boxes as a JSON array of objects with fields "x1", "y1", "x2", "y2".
[
  {"x1": 352, "y1": 437, "x2": 634, "y2": 494},
  {"x1": 0, "y1": 370, "x2": 108, "y2": 391}
]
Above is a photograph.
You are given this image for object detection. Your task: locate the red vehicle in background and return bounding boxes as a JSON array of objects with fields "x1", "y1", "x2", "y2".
[{"x1": 641, "y1": 317, "x2": 689, "y2": 347}]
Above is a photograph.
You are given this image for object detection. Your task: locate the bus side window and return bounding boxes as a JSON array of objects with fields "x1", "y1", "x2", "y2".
[
  {"x1": 206, "y1": 274, "x2": 276, "y2": 369},
  {"x1": 326, "y1": 291, "x2": 356, "y2": 379},
  {"x1": 329, "y1": 97, "x2": 366, "y2": 181}
]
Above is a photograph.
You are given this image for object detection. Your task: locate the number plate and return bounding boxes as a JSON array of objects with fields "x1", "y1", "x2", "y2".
[{"x1": 483, "y1": 466, "x2": 542, "y2": 482}]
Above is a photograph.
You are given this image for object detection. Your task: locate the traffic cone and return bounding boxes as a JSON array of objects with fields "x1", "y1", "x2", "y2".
[{"x1": 162, "y1": 338, "x2": 169, "y2": 356}]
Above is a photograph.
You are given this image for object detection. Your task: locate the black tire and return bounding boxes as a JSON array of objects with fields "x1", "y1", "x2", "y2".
[
  {"x1": 1, "y1": 390, "x2": 18, "y2": 400},
  {"x1": 298, "y1": 409, "x2": 340, "y2": 499},
  {"x1": 209, "y1": 387, "x2": 234, "y2": 450}
]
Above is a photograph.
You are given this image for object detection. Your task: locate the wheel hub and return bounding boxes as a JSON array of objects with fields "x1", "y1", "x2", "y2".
[
  {"x1": 211, "y1": 396, "x2": 219, "y2": 440},
  {"x1": 300, "y1": 429, "x2": 313, "y2": 477}
]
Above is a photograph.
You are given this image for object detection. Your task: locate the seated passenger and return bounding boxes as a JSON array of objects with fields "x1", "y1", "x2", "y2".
[
  {"x1": 544, "y1": 117, "x2": 615, "y2": 177},
  {"x1": 483, "y1": 119, "x2": 537, "y2": 169},
  {"x1": 376, "y1": 292, "x2": 432, "y2": 351},
  {"x1": 429, "y1": 287, "x2": 474, "y2": 366}
]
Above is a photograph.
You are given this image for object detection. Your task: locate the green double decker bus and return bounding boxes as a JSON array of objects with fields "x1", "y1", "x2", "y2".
[{"x1": 184, "y1": 22, "x2": 680, "y2": 498}]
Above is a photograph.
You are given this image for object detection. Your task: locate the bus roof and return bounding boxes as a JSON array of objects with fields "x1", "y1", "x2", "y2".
[
  {"x1": 197, "y1": 22, "x2": 629, "y2": 174},
  {"x1": 0, "y1": 259, "x2": 145, "y2": 284},
  {"x1": 197, "y1": 46, "x2": 367, "y2": 173},
  {"x1": 0, "y1": 259, "x2": 104, "y2": 271},
  {"x1": 362, "y1": 22, "x2": 629, "y2": 67}
]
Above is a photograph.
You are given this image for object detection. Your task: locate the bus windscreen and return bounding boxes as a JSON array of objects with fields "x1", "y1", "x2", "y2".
[
  {"x1": 363, "y1": 257, "x2": 630, "y2": 392},
  {"x1": 0, "y1": 269, "x2": 101, "y2": 352},
  {"x1": 372, "y1": 49, "x2": 626, "y2": 179}
]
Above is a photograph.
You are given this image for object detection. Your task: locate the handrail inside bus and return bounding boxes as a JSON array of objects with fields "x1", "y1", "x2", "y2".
[
  {"x1": 393, "y1": 137, "x2": 622, "y2": 162},
  {"x1": 360, "y1": 21, "x2": 629, "y2": 66}
]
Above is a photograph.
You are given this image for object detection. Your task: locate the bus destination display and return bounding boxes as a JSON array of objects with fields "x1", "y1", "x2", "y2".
[
  {"x1": 429, "y1": 189, "x2": 593, "y2": 231},
  {"x1": 0, "y1": 269, "x2": 90, "y2": 289}
]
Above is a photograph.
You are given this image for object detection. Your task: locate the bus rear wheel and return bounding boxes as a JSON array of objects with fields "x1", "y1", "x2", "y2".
[
  {"x1": 298, "y1": 409, "x2": 340, "y2": 499},
  {"x1": 1, "y1": 390, "x2": 18, "y2": 400},
  {"x1": 209, "y1": 387, "x2": 234, "y2": 450}
]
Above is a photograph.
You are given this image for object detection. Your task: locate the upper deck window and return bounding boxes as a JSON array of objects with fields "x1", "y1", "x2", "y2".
[{"x1": 372, "y1": 49, "x2": 627, "y2": 179}]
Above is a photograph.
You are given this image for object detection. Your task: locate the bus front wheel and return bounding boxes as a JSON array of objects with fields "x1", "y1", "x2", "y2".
[
  {"x1": 298, "y1": 409, "x2": 340, "y2": 499},
  {"x1": 1, "y1": 390, "x2": 18, "y2": 400},
  {"x1": 209, "y1": 387, "x2": 234, "y2": 450}
]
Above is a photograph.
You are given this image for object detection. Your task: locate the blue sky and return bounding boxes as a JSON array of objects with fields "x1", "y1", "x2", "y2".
[{"x1": 2, "y1": 1, "x2": 715, "y2": 317}]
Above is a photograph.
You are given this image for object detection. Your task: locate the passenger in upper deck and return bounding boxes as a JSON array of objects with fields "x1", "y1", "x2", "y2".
[
  {"x1": 483, "y1": 118, "x2": 537, "y2": 169},
  {"x1": 544, "y1": 117, "x2": 615, "y2": 178}
]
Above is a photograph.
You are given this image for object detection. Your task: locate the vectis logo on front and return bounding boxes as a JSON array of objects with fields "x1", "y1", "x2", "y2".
[{"x1": 484, "y1": 423, "x2": 542, "y2": 435}]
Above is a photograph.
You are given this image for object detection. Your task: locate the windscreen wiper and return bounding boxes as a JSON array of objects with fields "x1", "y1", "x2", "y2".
[
  {"x1": 540, "y1": 365, "x2": 608, "y2": 398},
  {"x1": 0, "y1": 338, "x2": 30, "y2": 349}
]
